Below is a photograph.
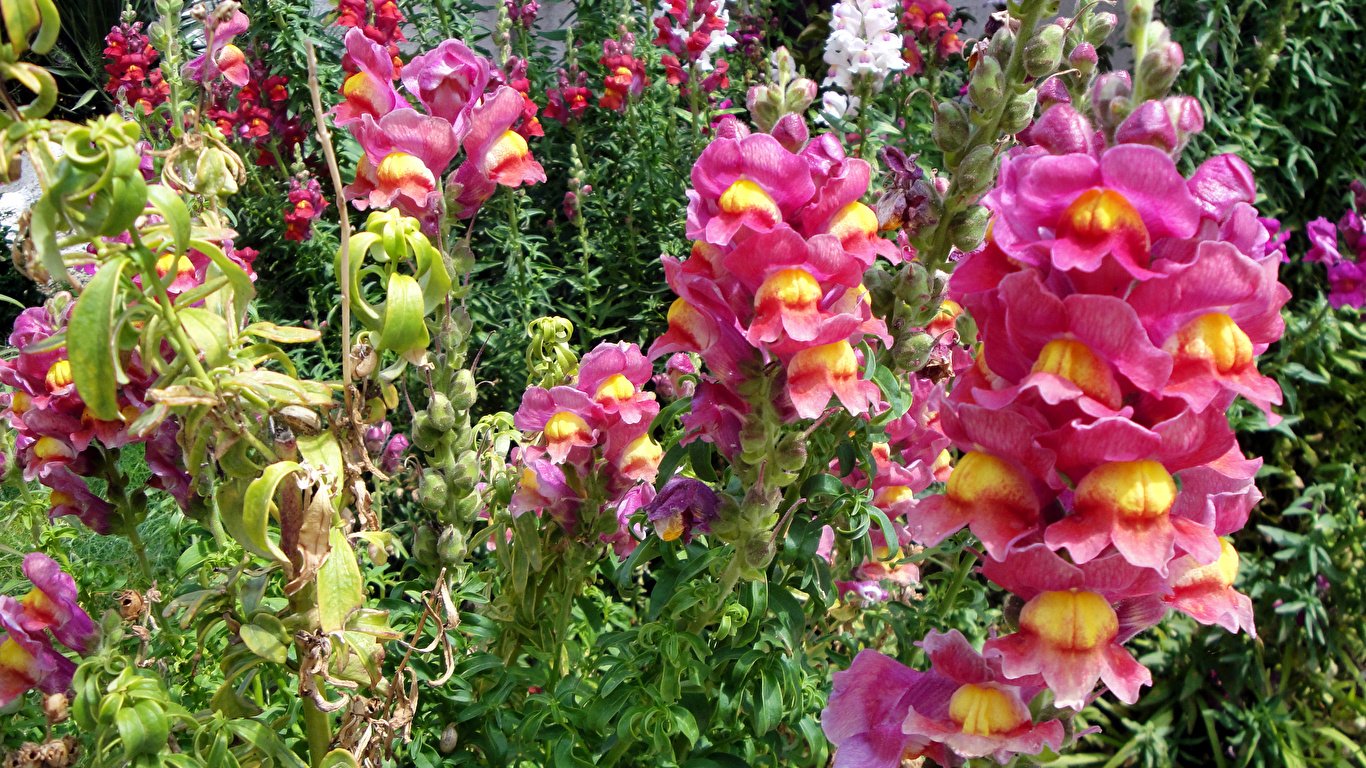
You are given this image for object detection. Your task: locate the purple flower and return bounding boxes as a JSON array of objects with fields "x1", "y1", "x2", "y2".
[
  {"x1": 1305, "y1": 217, "x2": 1342, "y2": 265},
  {"x1": 43, "y1": 468, "x2": 113, "y2": 534},
  {"x1": 364, "y1": 421, "x2": 394, "y2": 455},
  {"x1": 18, "y1": 553, "x2": 96, "y2": 653},
  {"x1": 601, "y1": 483, "x2": 653, "y2": 556},
  {"x1": 820, "y1": 649, "x2": 958, "y2": 768},
  {"x1": 146, "y1": 421, "x2": 193, "y2": 511},
  {"x1": 1326, "y1": 260, "x2": 1366, "y2": 309},
  {"x1": 645, "y1": 476, "x2": 720, "y2": 543},
  {"x1": 0, "y1": 597, "x2": 75, "y2": 707},
  {"x1": 380, "y1": 433, "x2": 409, "y2": 475}
]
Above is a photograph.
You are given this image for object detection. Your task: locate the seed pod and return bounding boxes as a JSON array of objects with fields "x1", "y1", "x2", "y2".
[
  {"x1": 414, "y1": 524, "x2": 439, "y2": 565},
  {"x1": 419, "y1": 469, "x2": 449, "y2": 511},
  {"x1": 452, "y1": 488, "x2": 483, "y2": 524},
  {"x1": 448, "y1": 450, "x2": 479, "y2": 493},
  {"x1": 743, "y1": 536, "x2": 777, "y2": 571},
  {"x1": 437, "y1": 526, "x2": 467, "y2": 567},
  {"x1": 949, "y1": 205, "x2": 992, "y2": 253},
  {"x1": 440, "y1": 723, "x2": 459, "y2": 754},
  {"x1": 967, "y1": 55, "x2": 1005, "y2": 111},
  {"x1": 954, "y1": 144, "x2": 999, "y2": 201},
  {"x1": 448, "y1": 369, "x2": 477, "y2": 411},
  {"x1": 892, "y1": 332, "x2": 936, "y2": 371},
  {"x1": 429, "y1": 392, "x2": 457, "y2": 432},
  {"x1": 1023, "y1": 24, "x2": 1066, "y2": 78},
  {"x1": 987, "y1": 25, "x2": 1014, "y2": 63},
  {"x1": 1000, "y1": 89, "x2": 1039, "y2": 135},
  {"x1": 931, "y1": 101, "x2": 970, "y2": 155},
  {"x1": 1139, "y1": 39, "x2": 1184, "y2": 98}
]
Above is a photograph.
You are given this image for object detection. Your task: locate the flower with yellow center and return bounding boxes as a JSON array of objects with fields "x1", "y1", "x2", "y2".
[
  {"x1": 486, "y1": 131, "x2": 531, "y2": 178},
  {"x1": 663, "y1": 298, "x2": 719, "y2": 351},
  {"x1": 155, "y1": 253, "x2": 195, "y2": 279},
  {"x1": 44, "y1": 360, "x2": 72, "y2": 392},
  {"x1": 544, "y1": 412, "x2": 590, "y2": 443},
  {"x1": 376, "y1": 152, "x2": 437, "y2": 199},
  {"x1": 1075, "y1": 460, "x2": 1176, "y2": 522},
  {"x1": 718, "y1": 179, "x2": 782, "y2": 225},
  {"x1": 616, "y1": 435, "x2": 663, "y2": 480},
  {"x1": 1032, "y1": 338, "x2": 1122, "y2": 409},
  {"x1": 594, "y1": 374, "x2": 635, "y2": 404},
  {"x1": 826, "y1": 201, "x2": 879, "y2": 244},
  {"x1": 32, "y1": 436, "x2": 73, "y2": 461},
  {"x1": 1171, "y1": 538, "x2": 1240, "y2": 591},
  {"x1": 1020, "y1": 590, "x2": 1117, "y2": 652}
]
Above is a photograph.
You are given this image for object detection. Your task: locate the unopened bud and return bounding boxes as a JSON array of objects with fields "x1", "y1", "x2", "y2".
[
  {"x1": 948, "y1": 205, "x2": 991, "y2": 253},
  {"x1": 448, "y1": 450, "x2": 479, "y2": 493},
  {"x1": 419, "y1": 469, "x2": 449, "y2": 511},
  {"x1": 428, "y1": 392, "x2": 457, "y2": 432},
  {"x1": 954, "y1": 311, "x2": 978, "y2": 346},
  {"x1": 1087, "y1": 12, "x2": 1118, "y2": 46},
  {"x1": 1139, "y1": 39, "x2": 1184, "y2": 98},
  {"x1": 1090, "y1": 72, "x2": 1133, "y2": 133},
  {"x1": 771, "y1": 113, "x2": 809, "y2": 152},
  {"x1": 414, "y1": 524, "x2": 439, "y2": 565},
  {"x1": 1000, "y1": 89, "x2": 1039, "y2": 134},
  {"x1": 932, "y1": 101, "x2": 970, "y2": 155},
  {"x1": 783, "y1": 78, "x2": 817, "y2": 114},
  {"x1": 747, "y1": 84, "x2": 782, "y2": 132},
  {"x1": 1068, "y1": 42, "x2": 1098, "y2": 77},
  {"x1": 987, "y1": 25, "x2": 1015, "y2": 64},
  {"x1": 1024, "y1": 24, "x2": 1066, "y2": 78},
  {"x1": 437, "y1": 525, "x2": 467, "y2": 566},
  {"x1": 1036, "y1": 77, "x2": 1070, "y2": 111},
  {"x1": 768, "y1": 46, "x2": 798, "y2": 82},
  {"x1": 954, "y1": 144, "x2": 999, "y2": 201},
  {"x1": 968, "y1": 56, "x2": 1005, "y2": 111},
  {"x1": 193, "y1": 146, "x2": 238, "y2": 198}
]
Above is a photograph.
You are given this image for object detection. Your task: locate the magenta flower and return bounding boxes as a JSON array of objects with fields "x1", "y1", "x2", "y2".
[
  {"x1": 17, "y1": 553, "x2": 96, "y2": 653},
  {"x1": 183, "y1": 10, "x2": 251, "y2": 86},
  {"x1": 380, "y1": 433, "x2": 409, "y2": 475},
  {"x1": 679, "y1": 377, "x2": 748, "y2": 460},
  {"x1": 1164, "y1": 538, "x2": 1255, "y2": 636},
  {"x1": 786, "y1": 341, "x2": 882, "y2": 419},
  {"x1": 644, "y1": 476, "x2": 720, "y2": 543},
  {"x1": 1325, "y1": 260, "x2": 1366, "y2": 308},
  {"x1": 346, "y1": 108, "x2": 460, "y2": 223},
  {"x1": 1305, "y1": 217, "x2": 1342, "y2": 265},
  {"x1": 0, "y1": 597, "x2": 75, "y2": 707},
  {"x1": 401, "y1": 38, "x2": 491, "y2": 134},
  {"x1": 797, "y1": 147, "x2": 898, "y2": 266},
  {"x1": 333, "y1": 28, "x2": 409, "y2": 127},
  {"x1": 513, "y1": 386, "x2": 604, "y2": 464},
  {"x1": 43, "y1": 468, "x2": 113, "y2": 534},
  {"x1": 686, "y1": 132, "x2": 815, "y2": 246},
  {"x1": 146, "y1": 420, "x2": 194, "y2": 512},
  {"x1": 821, "y1": 649, "x2": 959, "y2": 768},
  {"x1": 510, "y1": 456, "x2": 581, "y2": 530},
  {"x1": 601, "y1": 483, "x2": 653, "y2": 556},
  {"x1": 577, "y1": 342, "x2": 656, "y2": 425},
  {"x1": 836, "y1": 580, "x2": 890, "y2": 605}
]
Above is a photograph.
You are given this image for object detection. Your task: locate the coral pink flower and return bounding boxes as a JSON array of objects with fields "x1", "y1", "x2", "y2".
[
  {"x1": 906, "y1": 450, "x2": 1043, "y2": 558},
  {"x1": 577, "y1": 342, "x2": 656, "y2": 424},
  {"x1": 450, "y1": 86, "x2": 548, "y2": 218},
  {"x1": 785, "y1": 341, "x2": 881, "y2": 419},
  {"x1": 1164, "y1": 538, "x2": 1255, "y2": 636},
  {"x1": 17, "y1": 553, "x2": 96, "y2": 653},
  {"x1": 184, "y1": 10, "x2": 251, "y2": 86},
  {"x1": 686, "y1": 133, "x2": 815, "y2": 246},
  {"x1": 513, "y1": 386, "x2": 605, "y2": 464},
  {"x1": 333, "y1": 28, "x2": 409, "y2": 127},
  {"x1": 1044, "y1": 459, "x2": 1221, "y2": 572},
  {"x1": 346, "y1": 109, "x2": 459, "y2": 222},
  {"x1": 402, "y1": 39, "x2": 491, "y2": 132}
]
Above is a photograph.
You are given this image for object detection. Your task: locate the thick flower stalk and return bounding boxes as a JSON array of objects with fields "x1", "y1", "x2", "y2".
[{"x1": 822, "y1": 6, "x2": 1289, "y2": 758}]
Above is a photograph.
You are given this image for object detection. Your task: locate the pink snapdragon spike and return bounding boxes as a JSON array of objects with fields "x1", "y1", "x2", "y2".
[
  {"x1": 18, "y1": 554, "x2": 96, "y2": 653},
  {"x1": 401, "y1": 38, "x2": 491, "y2": 131},
  {"x1": 0, "y1": 597, "x2": 75, "y2": 707},
  {"x1": 821, "y1": 649, "x2": 959, "y2": 768},
  {"x1": 1164, "y1": 539, "x2": 1256, "y2": 636},
  {"x1": 450, "y1": 86, "x2": 548, "y2": 218},
  {"x1": 184, "y1": 10, "x2": 251, "y2": 86},
  {"x1": 900, "y1": 630, "x2": 1065, "y2": 763},
  {"x1": 333, "y1": 28, "x2": 410, "y2": 127},
  {"x1": 686, "y1": 133, "x2": 816, "y2": 246}
]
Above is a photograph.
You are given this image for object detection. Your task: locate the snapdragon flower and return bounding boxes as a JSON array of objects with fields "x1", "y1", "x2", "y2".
[{"x1": 822, "y1": 0, "x2": 907, "y2": 93}]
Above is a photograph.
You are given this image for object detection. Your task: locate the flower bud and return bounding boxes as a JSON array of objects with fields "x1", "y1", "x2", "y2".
[
  {"x1": 1024, "y1": 24, "x2": 1066, "y2": 78},
  {"x1": 452, "y1": 487, "x2": 483, "y2": 523},
  {"x1": 771, "y1": 113, "x2": 809, "y2": 153},
  {"x1": 1069, "y1": 42, "x2": 1098, "y2": 78},
  {"x1": 783, "y1": 78, "x2": 817, "y2": 114},
  {"x1": 968, "y1": 56, "x2": 1005, "y2": 111},
  {"x1": 1114, "y1": 99, "x2": 1178, "y2": 153},
  {"x1": 1091, "y1": 72, "x2": 1133, "y2": 133},
  {"x1": 746, "y1": 84, "x2": 782, "y2": 132},
  {"x1": 775, "y1": 432, "x2": 807, "y2": 473},
  {"x1": 437, "y1": 525, "x2": 467, "y2": 567},
  {"x1": 954, "y1": 144, "x2": 999, "y2": 201},
  {"x1": 932, "y1": 101, "x2": 970, "y2": 155},
  {"x1": 987, "y1": 26, "x2": 1014, "y2": 64},
  {"x1": 893, "y1": 331, "x2": 935, "y2": 371},
  {"x1": 768, "y1": 46, "x2": 798, "y2": 82},
  {"x1": 1030, "y1": 104, "x2": 1093, "y2": 155},
  {"x1": 743, "y1": 536, "x2": 777, "y2": 571},
  {"x1": 1139, "y1": 39, "x2": 1184, "y2": 98},
  {"x1": 949, "y1": 205, "x2": 992, "y2": 253},
  {"x1": 415, "y1": 524, "x2": 439, "y2": 565},
  {"x1": 954, "y1": 311, "x2": 978, "y2": 346},
  {"x1": 1000, "y1": 89, "x2": 1039, "y2": 134},
  {"x1": 1036, "y1": 77, "x2": 1070, "y2": 112},
  {"x1": 448, "y1": 450, "x2": 479, "y2": 493},
  {"x1": 864, "y1": 267, "x2": 896, "y2": 318},
  {"x1": 1087, "y1": 12, "x2": 1118, "y2": 46},
  {"x1": 419, "y1": 469, "x2": 449, "y2": 511},
  {"x1": 428, "y1": 392, "x2": 457, "y2": 432},
  {"x1": 893, "y1": 260, "x2": 931, "y2": 306},
  {"x1": 449, "y1": 369, "x2": 477, "y2": 411}
]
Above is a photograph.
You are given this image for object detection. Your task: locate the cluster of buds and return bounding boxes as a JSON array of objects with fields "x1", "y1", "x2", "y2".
[
  {"x1": 745, "y1": 48, "x2": 817, "y2": 152},
  {"x1": 0, "y1": 293, "x2": 197, "y2": 533},
  {"x1": 1305, "y1": 180, "x2": 1366, "y2": 308},
  {"x1": 823, "y1": 24, "x2": 1290, "y2": 762},
  {"x1": 332, "y1": 29, "x2": 546, "y2": 228},
  {"x1": 101, "y1": 18, "x2": 169, "y2": 115},
  {"x1": 900, "y1": 0, "x2": 963, "y2": 75},
  {"x1": 562, "y1": 146, "x2": 591, "y2": 223},
  {"x1": 0, "y1": 554, "x2": 96, "y2": 708},
  {"x1": 204, "y1": 47, "x2": 307, "y2": 168},
  {"x1": 652, "y1": 0, "x2": 736, "y2": 95},
  {"x1": 509, "y1": 339, "x2": 666, "y2": 553},
  {"x1": 505, "y1": 0, "x2": 539, "y2": 31},
  {"x1": 821, "y1": 0, "x2": 907, "y2": 118},
  {"x1": 284, "y1": 174, "x2": 329, "y2": 242},
  {"x1": 598, "y1": 30, "x2": 649, "y2": 113},
  {"x1": 336, "y1": 0, "x2": 406, "y2": 76}
]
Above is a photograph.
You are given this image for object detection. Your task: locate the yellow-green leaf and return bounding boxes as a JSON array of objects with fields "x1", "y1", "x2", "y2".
[
  {"x1": 233, "y1": 463, "x2": 301, "y2": 565},
  {"x1": 242, "y1": 322, "x2": 322, "y2": 343},
  {"x1": 376, "y1": 273, "x2": 429, "y2": 355},
  {"x1": 317, "y1": 527, "x2": 362, "y2": 633},
  {"x1": 68, "y1": 254, "x2": 130, "y2": 420}
]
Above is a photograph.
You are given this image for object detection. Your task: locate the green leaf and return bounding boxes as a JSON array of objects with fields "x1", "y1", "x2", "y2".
[
  {"x1": 234, "y1": 462, "x2": 301, "y2": 564},
  {"x1": 317, "y1": 527, "x2": 363, "y2": 633},
  {"x1": 239, "y1": 614, "x2": 290, "y2": 664},
  {"x1": 871, "y1": 366, "x2": 910, "y2": 416},
  {"x1": 29, "y1": 197, "x2": 65, "y2": 285},
  {"x1": 191, "y1": 238, "x2": 255, "y2": 324},
  {"x1": 146, "y1": 185, "x2": 190, "y2": 257},
  {"x1": 376, "y1": 273, "x2": 430, "y2": 356},
  {"x1": 178, "y1": 307, "x2": 231, "y2": 368},
  {"x1": 319, "y1": 749, "x2": 362, "y2": 768},
  {"x1": 68, "y1": 254, "x2": 130, "y2": 420}
]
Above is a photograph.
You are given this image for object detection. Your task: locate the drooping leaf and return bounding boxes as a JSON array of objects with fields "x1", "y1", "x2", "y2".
[
  {"x1": 317, "y1": 527, "x2": 363, "y2": 633},
  {"x1": 67, "y1": 254, "x2": 130, "y2": 420}
]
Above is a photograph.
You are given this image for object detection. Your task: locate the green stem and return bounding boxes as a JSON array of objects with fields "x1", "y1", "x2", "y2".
[
  {"x1": 125, "y1": 523, "x2": 153, "y2": 582},
  {"x1": 936, "y1": 547, "x2": 975, "y2": 620},
  {"x1": 130, "y1": 237, "x2": 212, "y2": 384},
  {"x1": 504, "y1": 192, "x2": 529, "y2": 334},
  {"x1": 302, "y1": 691, "x2": 332, "y2": 767}
]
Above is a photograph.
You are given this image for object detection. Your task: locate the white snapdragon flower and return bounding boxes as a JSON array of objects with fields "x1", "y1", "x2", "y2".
[
  {"x1": 822, "y1": 0, "x2": 907, "y2": 92},
  {"x1": 819, "y1": 90, "x2": 860, "y2": 122}
]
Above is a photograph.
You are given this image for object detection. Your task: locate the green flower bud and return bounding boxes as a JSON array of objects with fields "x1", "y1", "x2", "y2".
[
  {"x1": 1139, "y1": 37, "x2": 1184, "y2": 98},
  {"x1": 864, "y1": 266, "x2": 896, "y2": 318},
  {"x1": 452, "y1": 488, "x2": 483, "y2": 524},
  {"x1": 1086, "y1": 12, "x2": 1118, "y2": 46},
  {"x1": 743, "y1": 536, "x2": 777, "y2": 572},
  {"x1": 449, "y1": 369, "x2": 477, "y2": 411},
  {"x1": 893, "y1": 332, "x2": 936, "y2": 371},
  {"x1": 894, "y1": 260, "x2": 931, "y2": 306},
  {"x1": 437, "y1": 525, "x2": 467, "y2": 567},
  {"x1": 987, "y1": 26, "x2": 1014, "y2": 64},
  {"x1": 448, "y1": 450, "x2": 479, "y2": 494},
  {"x1": 192, "y1": 146, "x2": 239, "y2": 199},
  {"x1": 954, "y1": 311, "x2": 978, "y2": 346},
  {"x1": 410, "y1": 411, "x2": 439, "y2": 452},
  {"x1": 968, "y1": 56, "x2": 1005, "y2": 111},
  {"x1": 949, "y1": 205, "x2": 992, "y2": 253},
  {"x1": 775, "y1": 432, "x2": 808, "y2": 473},
  {"x1": 747, "y1": 84, "x2": 783, "y2": 133},
  {"x1": 783, "y1": 78, "x2": 817, "y2": 115},
  {"x1": 955, "y1": 144, "x2": 1000, "y2": 201},
  {"x1": 419, "y1": 469, "x2": 449, "y2": 511},
  {"x1": 1024, "y1": 24, "x2": 1066, "y2": 78},
  {"x1": 1000, "y1": 89, "x2": 1039, "y2": 135},
  {"x1": 428, "y1": 392, "x2": 457, "y2": 432},
  {"x1": 932, "y1": 101, "x2": 970, "y2": 155},
  {"x1": 414, "y1": 524, "x2": 439, "y2": 566}
]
